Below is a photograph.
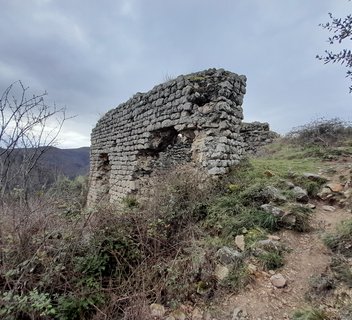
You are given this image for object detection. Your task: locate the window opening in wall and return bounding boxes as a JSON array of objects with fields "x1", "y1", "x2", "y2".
[
  {"x1": 96, "y1": 153, "x2": 111, "y2": 197},
  {"x1": 149, "y1": 127, "x2": 179, "y2": 152},
  {"x1": 135, "y1": 127, "x2": 196, "y2": 177}
]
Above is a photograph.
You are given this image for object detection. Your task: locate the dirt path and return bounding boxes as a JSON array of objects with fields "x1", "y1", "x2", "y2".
[{"x1": 218, "y1": 162, "x2": 352, "y2": 320}]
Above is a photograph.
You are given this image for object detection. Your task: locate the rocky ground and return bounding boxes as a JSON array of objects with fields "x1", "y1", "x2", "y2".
[
  {"x1": 149, "y1": 156, "x2": 352, "y2": 320},
  {"x1": 219, "y1": 158, "x2": 352, "y2": 320}
]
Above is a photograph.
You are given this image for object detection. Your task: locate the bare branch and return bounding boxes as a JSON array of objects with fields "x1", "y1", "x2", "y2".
[{"x1": 0, "y1": 81, "x2": 67, "y2": 203}]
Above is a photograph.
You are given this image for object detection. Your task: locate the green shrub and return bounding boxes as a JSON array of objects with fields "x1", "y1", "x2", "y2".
[
  {"x1": 56, "y1": 292, "x2": 105, "y2": 320},
  {"x1": 205, "y1": 195, "x2": 279, "y2": 237},
  {"x1": 50, "y1": 175, "x2": 88, "y2": 216},
  {"x1": 0, "y1": 289, "x2": 56, "y2": 319},
  {"x1": 239, "y1": 183, "x2": 273, "y2": 206}
]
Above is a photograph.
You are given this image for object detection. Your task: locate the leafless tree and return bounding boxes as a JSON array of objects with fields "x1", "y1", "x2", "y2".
[{"x1": 0, "y1": 81, "x2": 67, "y2": 204}]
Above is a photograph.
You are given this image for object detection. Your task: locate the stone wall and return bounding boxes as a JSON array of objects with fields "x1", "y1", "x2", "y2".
[
  {"x1": 87, "y1": 68, "x2": 274, "y2": 205},
  {"x1": 241, "y1": 122, "x2": 279, "y2": 154}
]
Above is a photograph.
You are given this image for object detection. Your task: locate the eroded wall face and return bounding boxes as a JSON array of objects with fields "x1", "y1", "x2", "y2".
[
  {"x1": 240, "y1": 122, "x2": 279, "y2": 154},
  {"x1": 88, "y1": 69, "x2": 248, "y2": 204}
]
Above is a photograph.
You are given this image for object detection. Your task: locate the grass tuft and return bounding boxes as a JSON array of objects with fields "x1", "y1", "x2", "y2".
[
  {"x1": 292, "y1": 308, "x2": 328, "y2": 320},
  {"x1": 324, "y1": 219, "x2": 352, "y2": 257},
  {"x1": 257, "y1": 250, "x2": 284, "y2": 270}
]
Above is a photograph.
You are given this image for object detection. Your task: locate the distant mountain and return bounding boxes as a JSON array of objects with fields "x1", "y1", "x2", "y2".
[
  {"x1": 39, "y1": 146, "x2": 90, "y2": 178},
  {"x1": 0, "y1": 146, "x2": 90, "y2": 191}
]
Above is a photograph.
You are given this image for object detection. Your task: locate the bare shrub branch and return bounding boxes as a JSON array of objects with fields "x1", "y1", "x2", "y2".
[
  {"x1": 286, "y1": 117, "x2": 352, "y2": 147},
  {"x1": 0, "y1": 81, "x2": 67, "y2": 202}
]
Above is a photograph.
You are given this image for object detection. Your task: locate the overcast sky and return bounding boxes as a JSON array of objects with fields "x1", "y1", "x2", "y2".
[{"x1": 1, "y1": 0, "x2": 350, "y2": 148}]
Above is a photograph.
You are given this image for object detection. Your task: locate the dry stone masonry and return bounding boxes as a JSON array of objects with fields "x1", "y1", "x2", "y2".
[
  {"x1": 241, "y1": 122, "x2": 279, "y2": 154},
  {"x1": 88, "y1": 68, "x2": 276, "y2": 205}
]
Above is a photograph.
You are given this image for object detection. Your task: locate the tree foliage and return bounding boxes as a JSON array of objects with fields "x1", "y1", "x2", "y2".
[{"x1": 317, "y1": 6, "x2": 352, "y2": 92}]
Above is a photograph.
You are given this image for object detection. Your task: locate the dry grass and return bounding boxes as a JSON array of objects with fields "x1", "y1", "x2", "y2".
[{"x1": 0, "y1": 167, "x2": 220, "y2": 319}]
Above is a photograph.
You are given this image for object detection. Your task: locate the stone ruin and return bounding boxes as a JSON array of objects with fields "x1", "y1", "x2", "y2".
[
  {"x1": 241, "y1": 121, "x2": 278, "y2": 154},
  {"x1": 87, "y1": 68, "x2": 277, "y2": 205}
]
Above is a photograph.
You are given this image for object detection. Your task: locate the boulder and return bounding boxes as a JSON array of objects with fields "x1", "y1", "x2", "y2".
[
  {"x1": 235, "y1": 235, "x2": 245, "y2": 251},
  {"x1": 317, "y1": 187, "x2": 334, "y2": 200},
  {"x1": 169, "y1": 310, "x2": 186, "y2": 320},
  {"x1": 232, "y1": 307, "x2": 248, "y2": 320},
  {"x1": 292, "y1": 186, "x2": 309, "y2": 203},
  {"x1": 216, "y1": 246, "x2": 242, "y2": 265},
  {"x1": 256, "y1": 239, "x2": 282, "y2": 251},
  {"x1": 326, "y1": 182, "x2": 344, "y2": 193},
  {"x1": 303, "y1": 172, "x2": 328, "y2": 182},
  {"x1": 150, "y1": 303, "x2": 165, "y2": 317},
  {"x1": 214, "y1": 264, "x2": 230, "y2": 280},
  {"x1": 285, "y1": 181, "x2": 295, "y2": 189},
  {"x1": 322, "y1": 205, "x2": 336, "y2": 212},
  {"x1": 260, "y1": 204, "x2": 285, "y2": 217},
  {"x1": 262, "y1": 186, "x2": 287, "y2": 203},
  {"x1": 270, "y1": 273, "x2": 287, "y2": 288}
]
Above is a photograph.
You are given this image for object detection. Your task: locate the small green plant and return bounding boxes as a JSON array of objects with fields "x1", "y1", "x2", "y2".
[
  {"x1": 330, "y1": 256, "x2": 352, "y2": 287},
  {"x1": 258, "y1": 250, "x2": 284, "y2": 270},
  {"x1": 122, "y1": 195, "x2": 139, "y2": 208},
  {"x1": 56, "y1": 292, "x2": 105, "y2": 320},
  {"x1": 324, "y1": 219, "x2": 352, "y2": 257},
  {"x1": 188, "y1": 75, "x2": 206, "y2": 82},
  {"x1": 244, "y1": 228, "x2": 268, "y2": 246},
  {"x1": 239, "y1": 183, "x2": 274, "y2": 206},
  {"x1": 292, "y1": 307, "x2": 328, "y2": 320},
  {"x1": 205, "y1": 199, "x2": 279, "y2": 237},
  {"x1": 0, "y1": 289, "x2": 57, "y2": 319},
  {"x1": 305, "y1": 274, "x2": 335, "y2": 301},
  {"x1": 219, "y1": 263, "x2": 251, "y2": 291},
  {"x1": 288, "y1": 205, "x2": 313, "y2": 232}
]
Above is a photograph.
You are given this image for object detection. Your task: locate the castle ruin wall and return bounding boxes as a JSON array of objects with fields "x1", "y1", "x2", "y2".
[
  {"x1": 87, "y1": 68, "x2": 275, "y2": 205},
  {"x1": 240, "y1": 122, "x2": 279, "y2": 154}
]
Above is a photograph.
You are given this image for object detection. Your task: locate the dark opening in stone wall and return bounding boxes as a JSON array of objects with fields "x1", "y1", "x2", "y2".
[
  {"x1": 95, "y1": 152, "x2": 111, "y2": 201},
  {"x1": 135, "y1": 127, "x2": 195, "y2": 178}
]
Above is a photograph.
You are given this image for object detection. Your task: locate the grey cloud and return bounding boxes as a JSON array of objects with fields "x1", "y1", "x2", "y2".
[{"x1": 0, "y1": 0, "x2": 350, "y2": 147}]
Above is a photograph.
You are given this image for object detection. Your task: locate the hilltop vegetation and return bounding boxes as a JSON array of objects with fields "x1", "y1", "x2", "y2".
[{"x1": 0, "y1": 119, "x2": 352, "y2": 319}]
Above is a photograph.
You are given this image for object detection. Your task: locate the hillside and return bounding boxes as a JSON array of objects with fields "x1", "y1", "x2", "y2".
[
  {"x1": 0, "y1": 146, "x2": 90, "y2": 192},
  {"x1": 39, "y1": 146, "x2": 90, "y2": 178},
  {"x1": 0, "y1": 119, "x2": 351, "y2": 320}
]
